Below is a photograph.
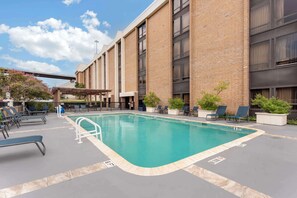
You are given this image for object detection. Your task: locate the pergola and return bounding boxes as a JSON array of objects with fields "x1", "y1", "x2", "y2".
[{"x1": 52, "y1": 87, "x2": 112, "y2": 111}]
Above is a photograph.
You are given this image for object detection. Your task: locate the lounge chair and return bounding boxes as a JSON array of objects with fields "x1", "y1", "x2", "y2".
[
  {"x1": 80, "y1": 105, "x2": 88, "y2": 112},
  {"x1": 155, "y1": 105, "x2": 162, "y2": 113},
  {"x1": 25, "y1": 107, "x2": 47, "y2": 116},
  {"x1": 161, "y1": 106, "x2": 168, "y2": 114},
  {"x1": 183, "y1": 106, "x2": 190, "y2": 116},
  {"x1": 1, "y1": 108, "x2": 20, "y2": 128},
  {"x1": 206, "y1": 105, "x2": 227, "y2": 120},
  {"x1": 190, "y1": 106, "x2": 199, "y2": 116},
  {"x1": 0, "y1": 124, "x2": 9, "y2": 139},
  {"x1": 0, "y1": 135, "x2": 46, "y2": 155},
  {"x1": 9, "y1": 107, "x2": 47, "y2": 124},
  {"x1": 74, "y1": 105, "x2": 80, "y2": 112},
  {"x1": 226, "y1": 106, "x2": 249, "y2": 122}
]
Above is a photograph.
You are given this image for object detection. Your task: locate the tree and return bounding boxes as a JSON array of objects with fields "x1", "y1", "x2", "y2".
[
  {"x1": 0, "y1": 69, "x2": 52, "y2": 101},
  {"x1": 75, "y1": 82, "x2": 85, "y2": 88}
]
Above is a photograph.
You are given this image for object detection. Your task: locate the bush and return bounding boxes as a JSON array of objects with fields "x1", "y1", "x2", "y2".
[
  {"x1": 197, "y1": 93, "x2": 221, "y2": 110},
  {"x1": 168, "y1": 98, "x2": 185, "y2": 110},
  {"x1": 252, "y1": 94, "x2": 292, "y2": 114},
  {"x1": 196, "y1": 81, "x2": 229, "y2": 110},
  {"x1": 143, "y1": 92, "x2": 160, "y2": 107},
  {"x1": 288, "y1": 120, "x2": 297, "y2": 125}
]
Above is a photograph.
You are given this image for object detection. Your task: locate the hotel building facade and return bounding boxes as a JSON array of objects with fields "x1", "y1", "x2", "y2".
[{"x1": 75, "y1": 0, "x2": 297, "y2": 115}]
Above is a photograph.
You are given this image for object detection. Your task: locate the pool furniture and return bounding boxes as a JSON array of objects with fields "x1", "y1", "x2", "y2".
[
  {"x1": 226, "y1": 106, "x2": 249, "y2": 122},
  {"x1": 183, "y1": 106, "x2": 190, "y2": 116},
  {"x1": 160, "y1": 106, "x2": 168, "y2": 114},
  {"x1": 190, "y1": 106, "x2": 199, "y2": 116},
  {"x1": 74, "y1": 105, "x2": 80, "y2": 112},
  {"x1": 0, "y1": 135, "x2": 46, "y2": 156},
  {"x1": 42, "y1": 105, "x2": 49, "y2": 114},
  {"x1": 206, "y1": 105, "x2": 227, "y2": 120},
  {"x1": 9, "y1": 107, "x2": 47, "y2": 124},
  {"x1": 80, "y1": 105, "x2": 88, "y2": 112},
  {"x1": 1, "y1": 108, "x2": 20, "y2": 128},
  {"x1": 0, "y1": 124, "x2": 9, "y2": 139},
  {"x1": 155, "y1": 105, "x2": 162, "y2": 113},
  {"x1": 25, "y1": 107, "x2": 47, "y2": 116}
]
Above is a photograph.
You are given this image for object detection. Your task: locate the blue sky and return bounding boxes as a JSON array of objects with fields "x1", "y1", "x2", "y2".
[{"x1": 0, "y1": 0, "x2": 154, "y2": 87}]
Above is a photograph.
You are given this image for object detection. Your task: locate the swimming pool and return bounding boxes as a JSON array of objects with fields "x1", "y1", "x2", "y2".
[{"x1": 70, "y1": 114, "x2": 256, "y2": 168}]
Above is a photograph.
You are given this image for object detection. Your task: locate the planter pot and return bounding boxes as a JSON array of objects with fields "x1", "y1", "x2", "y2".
[
  {"x1": 146, "y1": 107, "x2": 155, "y2": 113},
  {"x1": 198, "y1": 109, "x2": 216, "y2": 118},
  {"x1": 255, "y1": 112, "x2": 288, "y2": 126},
  {"x1": 168, "y1": 109, "x2": 180, "y2": 115}
]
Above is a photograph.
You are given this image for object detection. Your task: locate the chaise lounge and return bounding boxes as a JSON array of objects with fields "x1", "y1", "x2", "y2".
[
  {"x1": 6, "y1": 107, "x2": 47, "y2": 124},
  {"x1": 226, "y1": 106, "x2": 249, "y2": 122},
  {"x1": 0, "y1": 135, "x2": 46, "y2": 155},
  {"x1": 206, "y1": 105, "x2": 227, "y2": 120}
]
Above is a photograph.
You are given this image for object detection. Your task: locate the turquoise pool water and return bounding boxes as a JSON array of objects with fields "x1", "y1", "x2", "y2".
[{"x1": 70, "y1": 114, "x2": 255, "y2": 168}]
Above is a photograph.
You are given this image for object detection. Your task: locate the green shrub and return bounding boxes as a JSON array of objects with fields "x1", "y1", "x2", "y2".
[
  {"x1": 0, "y1": 113, "x2": 2, "y2": 121},
  {"x1": 196, "y1": 93, "x2": 221, "y2": 110},
  {"x1": 196, "y1": 81, "x2": 229, "y2": 110},
  {"x1": 288, "y1": 120, "x2": 297, "y2": 125},
  {"x1": 143, "y1": 92, "x2": 160, "y2": 107},
  {"x1": 252, "y1": 94, "x2": 292, "y2": 114},
  {"x1": 168, "y1": 98, "x2": 185, "y2": 110}
]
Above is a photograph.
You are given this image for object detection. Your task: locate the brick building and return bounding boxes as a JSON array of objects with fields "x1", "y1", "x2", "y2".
[{"x1": 75, "y1": 0, "x2": 297, "y2": 115}]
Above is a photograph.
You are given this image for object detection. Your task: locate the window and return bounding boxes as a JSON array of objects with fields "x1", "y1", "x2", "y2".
[
  {"x1": 276, "y1": 0, "x2": 297, "y2": 25},
  {"x1": 138, "y1": 23, "x2": 146, "y2": 38},
  {"x1": 250, "y1": 41, "x2": 269, "y2": 71},
  {"x1": 182, "y1": 0, "x2": 189, "y2": 8},
  {"x1": 174, "y1": 18, "x2": 180, "y2": 37},
  {"x1": 276, "y1": 33, "x2": 297, "y2": 65},
  {"x1": 277, "y1": 87, "x2": 297, "y2": 105},
  {"x1": 118, "y1": 42, "x2": 121, "y2": 93},
  {"x1": 173, "y1": 0, "x2": 180, "y2": 14},
  {"x1": 183, "y1": 61, "x2": 189, "y2": 78},
  {"x1": 250, "y1": 0, "x2": 270, "y2": 34},
  {"x1": 182, "y1": 37, "x2": 189, "y2": 57},
  {"x1": 173, "y1": 65, "x2": 180, "y2": 81},
  {"x1": 182, "y1": 12, "x2": 189, "y2": 32},
  {"x1": 174, "y1": 41, "x2": 181, "y2": 60},
  {"x1": 138, "y1": 23, "x2": 146, "y2": 97}
]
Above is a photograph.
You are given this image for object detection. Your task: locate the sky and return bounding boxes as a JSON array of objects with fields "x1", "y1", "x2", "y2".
[{"x1": 0, "y1": 0, "x2": 154, "y2": 87}]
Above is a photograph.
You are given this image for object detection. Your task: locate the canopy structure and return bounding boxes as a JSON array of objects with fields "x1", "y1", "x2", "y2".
[{"x1": 52, "y1": 87, "x2": 112, "y2": 111}]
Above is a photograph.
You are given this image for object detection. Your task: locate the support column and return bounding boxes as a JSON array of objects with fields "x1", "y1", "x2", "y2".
[{"x1": 54, "y1": 89, "x2": 61, "y2": 106}]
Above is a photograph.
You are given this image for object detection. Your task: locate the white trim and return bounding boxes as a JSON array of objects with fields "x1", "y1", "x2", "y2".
[{"x1": 120, "y1": 92, "x2": 136, "y2": 97}]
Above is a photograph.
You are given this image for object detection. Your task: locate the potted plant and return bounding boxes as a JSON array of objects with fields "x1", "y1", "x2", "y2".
[
  {"x1": 252, "y1": 94, "x2": 292, "y2": 126},
  {"x1": 143, "y1": 92, "x2": 160, "y2": 113},
  {"x1": 196, "y1": 81, "x2": 229, "y2": 118},
  {"x1": 168, "y1": 98, "x2": 185, "y2": 115}
]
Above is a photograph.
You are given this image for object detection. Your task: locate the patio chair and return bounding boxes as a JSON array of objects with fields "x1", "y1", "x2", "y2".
[
  {"x1": 42, "y1": 104, "x2": 49, "y2": 114},
  {"x1": 183, "y1": 106, "x2": 190, "y2": 116},
  {"x1": 190, "y1": 106, "x2": 199, "y2": 116},
  {"x1": 10, "y1": 107, "x2": 47, "y2": 124},
  {"x1": 74, "y1": 105, "x2": 80, "y2": 112},
  {"x1": 161, "y1": 106, "x2": 168, "y2": 114},
  {"x1": 1, "y1": 124, "x2": 9, "y2": 139},
  {"x1": 155, "y1": 105, "x2": 162, "y2": 113},
  {"x1": 206, "y1": 105, "x2": 227, "y2": 121},
  {"x1": 226, "y1": 106, "x2": 249, "y2": 122},
  {"x1": 0, "y1": 135, "x2": 46, "y2": 156},
  {"x1": 1, "y1": 108, "x2": 20, "y2": 128},
  {"x1": 25, "y1": 107, "x2": 47, "y2": 116},
  {"x1": 80, "y1": 105, "x2": 88, "y2": 112}
]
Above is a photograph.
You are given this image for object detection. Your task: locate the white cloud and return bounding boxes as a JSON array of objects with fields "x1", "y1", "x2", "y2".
[
  {"x1": 0, "y1": 11, "x2": 112, "y2": 63},
  {"x1": 102, "y1": 21, "x2": 111, "y2": 28},
  {"x1": 1, "y1": 55, "x2": 61, "y2": 74},
  {"x1": 62, "y1": 0, "x2": 81, "y2": 6},
  {"x1": 80, "y1": 10, "x2": 100, "y2": 30}
]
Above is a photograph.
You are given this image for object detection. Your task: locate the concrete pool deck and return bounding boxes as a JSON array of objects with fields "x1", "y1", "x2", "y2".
[{"x1": 0, "y1": 111, "x2": 296, "y2": 197}]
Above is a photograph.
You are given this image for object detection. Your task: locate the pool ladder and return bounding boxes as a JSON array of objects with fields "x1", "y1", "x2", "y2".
[{"x1": 75, "y1": 117, "x2": 103, "y2": 144}]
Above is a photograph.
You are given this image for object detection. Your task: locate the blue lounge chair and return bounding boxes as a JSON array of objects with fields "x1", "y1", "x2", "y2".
[
  {"x1": 155, "y1": 105, "x2": 162, "y2": 113},
  {"x1": 226, "y1": 106, "x2": 249, "y2": 122},
  {"x1": 161, "y1": 106, "x2": 168, "y2": 114},
  {"x1": 1, "y1": 108, "x2": 20, "y2": 128},
  {"x1": 206, "y1": 106, "x2": 227, "y2": 120},
  {"x1": 1, "y1": 124, "x2": 9, "y2": 139},
  {"x1": 0, "y1": 135, "x2": 46, "y2": 155},
  {"x1": 25, "y1": 107, "x2": 47, "y2": 116}
]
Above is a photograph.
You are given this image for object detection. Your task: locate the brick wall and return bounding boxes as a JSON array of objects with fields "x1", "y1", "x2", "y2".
[
  {"x1": 190, "y1": 0, "x2": 249, "y2": 113},
  {"x1": 147, "y1": 3, "x2": 172, "y2": 105}
]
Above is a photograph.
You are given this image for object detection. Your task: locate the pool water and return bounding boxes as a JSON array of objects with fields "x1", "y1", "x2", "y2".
[{"x1": 70, "y1": 114, "x2": 255, "y2": 168}]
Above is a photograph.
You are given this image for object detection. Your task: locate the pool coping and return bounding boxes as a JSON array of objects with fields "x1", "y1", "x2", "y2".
[{"x1": 65, "y1": 112, "x2": 265, "y2": 176}]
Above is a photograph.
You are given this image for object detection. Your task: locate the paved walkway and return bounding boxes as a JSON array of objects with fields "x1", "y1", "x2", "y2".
[{"x1": 0, "y1": 111, "x2": 296, "y2": 198}]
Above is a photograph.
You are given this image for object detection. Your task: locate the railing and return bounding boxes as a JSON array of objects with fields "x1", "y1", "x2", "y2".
[{"x1": 75, "y1": 117, "x2": 103, "y2": 144}]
